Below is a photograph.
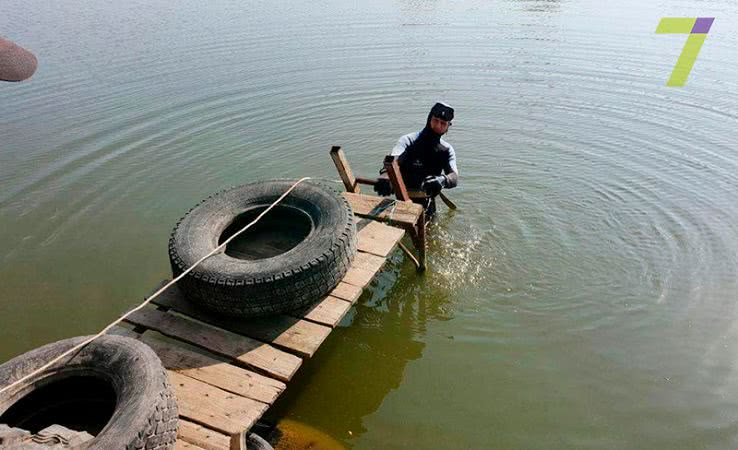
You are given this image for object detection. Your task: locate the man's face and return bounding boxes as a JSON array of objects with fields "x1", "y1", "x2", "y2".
[{"x1": 430, "y1": 116, "x2": 450, "y2": 135}]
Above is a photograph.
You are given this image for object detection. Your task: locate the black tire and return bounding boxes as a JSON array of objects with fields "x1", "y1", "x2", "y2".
[
  {"x1": 0, "y1": 335, "x2": 178, "y2": 450},
  {"x1": 168, "y1": 179, "x2": 357, "y2": 318},
  {"x1": 247, "y1": 433, "x2": 274, "y2": 450}
]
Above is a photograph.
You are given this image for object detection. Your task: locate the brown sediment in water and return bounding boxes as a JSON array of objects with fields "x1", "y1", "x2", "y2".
[{"x1": 272, "y1": 419, "x2": 346, "y2": 450}]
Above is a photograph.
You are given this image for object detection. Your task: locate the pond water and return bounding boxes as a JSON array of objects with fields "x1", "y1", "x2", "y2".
[{"x1": 1, "y1": 0, "x2": 737, "y2": 448}]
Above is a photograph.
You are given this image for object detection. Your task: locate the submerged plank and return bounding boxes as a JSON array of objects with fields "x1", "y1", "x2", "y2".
[
  {"x1": 124, "y1": 307, "x2": 300, "y2": 381},
  {"x1": 177, "y1": 420, "x2": 230, "y2": 450},
  {"x1": 356, "y1": 220, "x2": 405, "y2": 258},
  {"x1": 140, "y1": 333, "x2": 285, "y2": 404},
  {"x1": 168, "y1": 371, "x2": 267, "y2": 435},
  {"x1": 152, "y1": 286, "x2": 331, "y2": 358}
]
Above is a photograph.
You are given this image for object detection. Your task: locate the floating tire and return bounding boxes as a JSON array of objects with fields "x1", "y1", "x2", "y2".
[
  {"x1": 169, "y1": 179, "x2": 357, "y2": 318},
  {"x1": 0, "y1": 335, "x2": 178, "y2": 450}
]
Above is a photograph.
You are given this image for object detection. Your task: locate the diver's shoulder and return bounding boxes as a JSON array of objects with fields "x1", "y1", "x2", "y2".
[{"x1": 439, "y1": 138, "x2": 455, "y2": 153}]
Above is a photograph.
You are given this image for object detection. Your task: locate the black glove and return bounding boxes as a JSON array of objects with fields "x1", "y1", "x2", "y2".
[
  {"x1": 421, "y1": 175, "x2": 446, "y2": 196},
  {"x1": 374, "y1": 177, "x2": 393, "y2": 196}
]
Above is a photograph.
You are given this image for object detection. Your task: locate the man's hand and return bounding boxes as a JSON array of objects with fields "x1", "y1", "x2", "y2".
[
  {"x1": 421, "y1": 175, "x2": 446, "y2": 196},
  {"x1": 374, "y1": 177, "x2": 393, "y2": 196}
]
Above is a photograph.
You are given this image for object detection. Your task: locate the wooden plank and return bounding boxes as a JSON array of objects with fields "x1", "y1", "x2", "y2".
[
  {"x1": 343, "y1": 192, "x2": 422, "y2": 227},
  {"x1": 107, "y1": 325, "x2": 140, "y2": 338},
  {"x1": 151, "y1": 286, "x2": 331, "y2": 358},
  {"x1": 330, "y1": 146, "x2": 360, "y2": 193},
  {"x1": 177, "y1": 420, "x2": 231, "y2": 450},
  {"x1": 342, "y1": 266, "x2": 376, "y2": 288},
  {"x1": 356, "y1": 220, "x2": 405, "y2": 257},
  {"x1": 329, "y1": 282, "x2": 363, "y2": 304},
  {"x1": 229, "y1": 315, "x2": 330, "y2": 359},
  {"x1": 384, "y1": 155, "x2": 410, "y2": 201},
  {"x1": 353, "y1": 251, "x2": 386, "y2": 273},
  {"x1": 176, "y1": 439, "x2": 207, "y2": 450},
  {"x1": 168, "y1": 371, "x2": 267, "y2": 435},
  {"x1": 294, "y1": 295, "x2": 352, "y2": 327},
  {"x1": 140, "y1": 333, "x2": 285, "y2": 404},
  {"x1": 124, "y1": 307, "x2": 300, "y2": 382}
]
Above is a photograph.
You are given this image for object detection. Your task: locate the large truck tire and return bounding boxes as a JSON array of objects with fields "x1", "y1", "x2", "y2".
[
  {"x1": 0, "y1": 335, "x2": 178, "y2": 449},
  {"x1": 169, "y1": 179, "x2": 357, "y2": 318}
]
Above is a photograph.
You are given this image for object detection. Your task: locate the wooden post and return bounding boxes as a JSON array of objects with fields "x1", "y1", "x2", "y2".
[
  {"x1": 383, "y1": 155, "x2": 410, "y2": 202},
  {"x1": 230, "y1": 432, "x2": 246, "y2": 450},
  {"x1": 416, "y1": 211, "x2": 426, "y2": 271},
  {"x1": 330, "y1": 146, "x2": 360, "y2": 193}
]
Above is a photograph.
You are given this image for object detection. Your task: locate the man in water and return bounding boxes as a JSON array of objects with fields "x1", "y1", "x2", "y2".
[{"x1": 374, "y1": 102, "x2": 458, "y2": 216}]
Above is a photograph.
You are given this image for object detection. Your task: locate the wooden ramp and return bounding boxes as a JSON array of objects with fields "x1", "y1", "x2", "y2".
[{"x1": 113, "y1": 193, "x2": 422, "y2": 450}]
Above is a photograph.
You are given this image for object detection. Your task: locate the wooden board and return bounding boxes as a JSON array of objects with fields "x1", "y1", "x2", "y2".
[
  {"x1": 356, "y1": 220, "x2": 405, "y2": 257},
  {"x1": 353, "y1": 251, "x2": 387, "y2": 273},
  {"x1": 140, "y1": 333, "x2": 285, "y2": 404},
  {"x1": 177, "y1": 420, "x2": 231, "y2": 450},
  {"x1": 343, "y1": 192, "x2": 422, "y2": 227},
  {"x1": 108, "y1": 325, "x2": 140, "y2": 338},
  {"x1": 175, "y1": 440, "x2": 206, "y2": 450},
  {"x1": 342, "y1": 266, "x2": 377, "y2": 288},
  {"x1": 151, "y1": 287, "x2": 331, "y2": 358},
  {"x1": 123, "y1": 307, "x2": 300, "y2": 382},
  {"x1": 294, "y1": 295, "x2": 352, "y2": 328},
  {"x1": 168, "y1": 371, "x2": 267, "y2": 435},
  {"x1": 329, "y1": 282, "x2": 363, "y2": 304}
]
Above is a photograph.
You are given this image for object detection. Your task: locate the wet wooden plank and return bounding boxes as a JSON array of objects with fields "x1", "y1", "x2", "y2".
[
  {"x1": 356, "y1": 220, "x2": 405, "y2": 257},
  {"x1": 124, "y1": 307, "x2": 300, "y2": 381},
  {"x1": 294, "y1": 295, "x2": 352, "y2": 328},
  {"x1": 329, "y1": 281, "x2": 362, "y2": 304},
  {"x1": 140, "y1": 333, "x2": 285, "y2": 404},
  {"x1": 168, "y1": 371, "x2": 267, "y2": 436},
  {"x1": 151, "y1": 286, "x2": 331, "y2": 358},
  {"x1": 177, "y1": 420, "x2": 230, "y2": 450},
  {"x1": 343, "y1": 192, "x2": 422, "y2": 227}
]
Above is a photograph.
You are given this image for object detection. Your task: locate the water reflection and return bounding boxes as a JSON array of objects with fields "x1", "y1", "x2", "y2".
[
  {"x1": 265, "y1": 274, "x2": 441, "y2": 440},
  {"x1": 265, "y1": 212, "x2": 488, "y2": 445}
]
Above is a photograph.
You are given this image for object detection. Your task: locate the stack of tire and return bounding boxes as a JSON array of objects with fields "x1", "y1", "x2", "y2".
[{"x1": 0, "y1": 180, "x2": 357, "y2": 449}]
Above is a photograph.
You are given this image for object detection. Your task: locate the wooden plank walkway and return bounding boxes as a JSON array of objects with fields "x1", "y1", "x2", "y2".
[{"x1": 113, "y1": 193, "x2": 419, "y2": 448}]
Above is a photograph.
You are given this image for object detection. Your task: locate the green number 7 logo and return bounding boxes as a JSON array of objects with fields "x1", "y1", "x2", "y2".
[{"x1": 656, "y1": 17, "x2": 714, "y2": 87}]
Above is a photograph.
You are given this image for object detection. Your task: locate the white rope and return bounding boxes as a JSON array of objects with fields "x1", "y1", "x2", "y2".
[{"x1": 0, "y1": 177, "x2": 312, "y2": 397}]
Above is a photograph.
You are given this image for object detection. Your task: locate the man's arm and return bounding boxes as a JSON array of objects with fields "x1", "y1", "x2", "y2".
[
  {"x1": 442, "y1": 145, "x2": 458, "y2": 189},
  {"x1": 390, "y1": 133, "x2": 416, "y2": 157}
]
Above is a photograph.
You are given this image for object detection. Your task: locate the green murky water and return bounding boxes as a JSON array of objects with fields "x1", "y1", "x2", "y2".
[{"x1": 2, "y1": 0, "x2": 738, "y2": 448}]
